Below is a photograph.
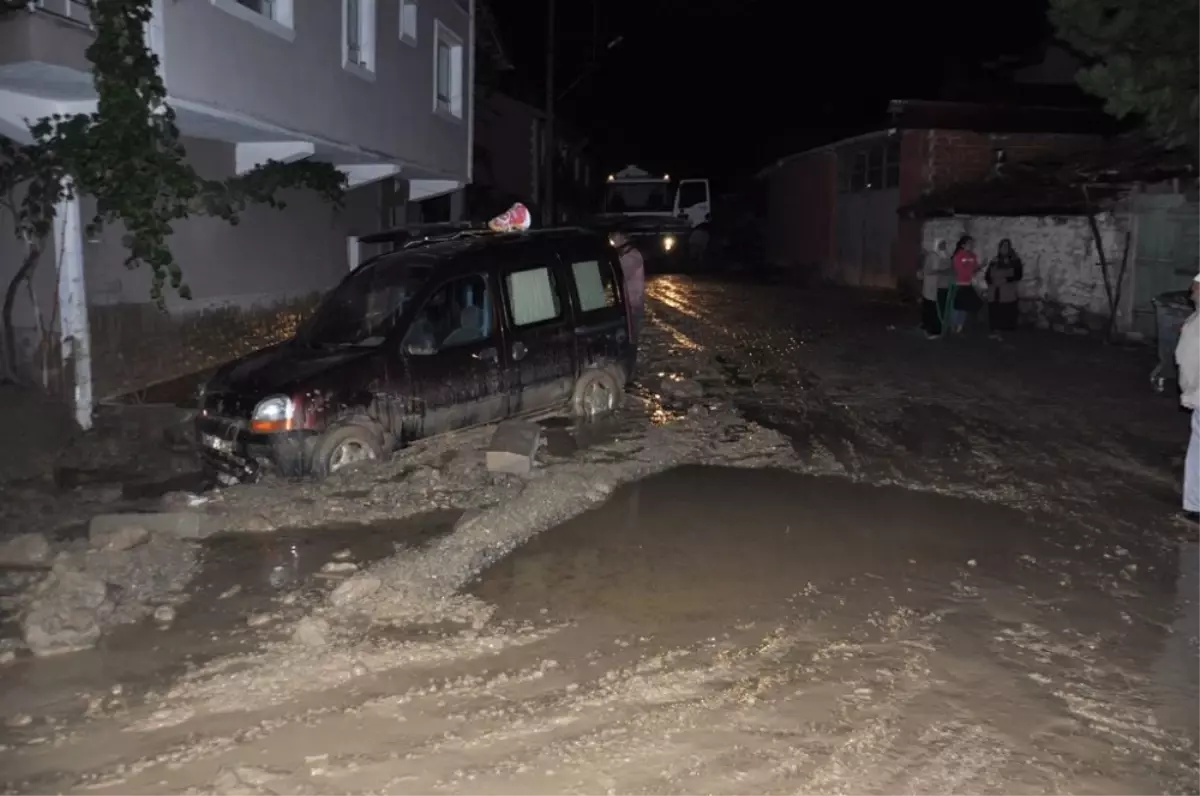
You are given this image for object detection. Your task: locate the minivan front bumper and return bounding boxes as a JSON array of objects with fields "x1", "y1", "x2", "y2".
[{"x1": 195, "y1": 414, "x2": 313, "y2": 479}]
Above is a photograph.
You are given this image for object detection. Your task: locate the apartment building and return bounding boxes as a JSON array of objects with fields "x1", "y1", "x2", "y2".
[{"x1": 0, "y1": 0, "x2": 475, "y2": 424}]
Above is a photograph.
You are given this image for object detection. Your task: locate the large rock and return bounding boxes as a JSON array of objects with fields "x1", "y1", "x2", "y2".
[
  {"x1": 22, "y1": 568, "x2": 114, "y2": 656},
  {"x1": 0, "y1": 533, "x2": 51, "y2": 567},
  {"x1": 329, "y1": 575, "x2": 382, "y2": 608},
  {"x1": 89, "y1": 524, "x2": 149, "y2": 552}
]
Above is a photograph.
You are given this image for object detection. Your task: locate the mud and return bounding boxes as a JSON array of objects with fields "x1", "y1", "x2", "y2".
[{"x1": 0, "y1": 276, "x2": 1196, "y2": 794}]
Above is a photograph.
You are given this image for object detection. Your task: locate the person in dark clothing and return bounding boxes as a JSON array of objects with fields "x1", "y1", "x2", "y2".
[{"x1": 986, "y1": 238, "x2": 1023, "y2": 338}]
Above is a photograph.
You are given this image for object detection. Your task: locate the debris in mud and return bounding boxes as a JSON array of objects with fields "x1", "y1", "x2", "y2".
[
  {"x1": 89, "y1": 511, "x2": 216, "y2": 541},
  {"x1": 89, "y1": 524, "x2": 149, "y2": 552},
  {"x1": 329, "y1": 575, "x2": 382, "y2": 607},
  {"x1": 153, "y1": 604, "x2": 176, "y2": 624},
  {"x1": 487, "y1": 420, "x2": 543, "y2": 476},
  {"x1": 658, "y1": 375, "x2": 705, "y2": 402},
  {"x1": 292, "y1": 616, "x2": 330, "y2": 647},
  {"x1": 22, "y1": 566, "x2": 113, "y2": 656},
  {"x1": 0, "y1": 532, "x2": 51, "y2": 567}
]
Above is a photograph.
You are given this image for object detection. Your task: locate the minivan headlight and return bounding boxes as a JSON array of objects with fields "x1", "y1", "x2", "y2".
[
  {"x1": 251, "y1": 395, "x2": 294, "y2": 433},
  {"x1": 662, "y1": 234, "x2": 676, "y2": 251}
]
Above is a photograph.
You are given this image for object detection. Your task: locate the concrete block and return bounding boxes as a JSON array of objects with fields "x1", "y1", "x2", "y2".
[
  {"x1": 88, "y1": 511, "x2": 217, "y2": 541},
  {"x1": 486, "y1": 420, "x2": 542, "y2": 475}
]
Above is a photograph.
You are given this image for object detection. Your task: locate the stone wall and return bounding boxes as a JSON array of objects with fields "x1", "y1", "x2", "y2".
[{"x1": 922, "y1": 213, "x2": 1134, "y2": 336}]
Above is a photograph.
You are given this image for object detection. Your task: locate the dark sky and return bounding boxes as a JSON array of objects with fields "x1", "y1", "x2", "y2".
[{"x1": 491, "y1": 0, "x2": 1054, "y2": 187}]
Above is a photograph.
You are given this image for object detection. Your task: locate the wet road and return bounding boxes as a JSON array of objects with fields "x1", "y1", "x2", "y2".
[{"x1": 0, "y1": 275, "x2": 1196, "y2": 794}]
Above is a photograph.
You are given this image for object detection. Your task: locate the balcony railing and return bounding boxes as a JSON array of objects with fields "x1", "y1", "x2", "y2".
[{"x1": 30, "y1": 0, "x2": 93, "y2": 29}]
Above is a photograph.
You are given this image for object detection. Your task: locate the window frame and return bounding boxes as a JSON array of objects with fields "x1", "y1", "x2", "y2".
[
  {"x1": 399, "y1": 0, "x2": 418, "y2": 45},
  {"x1": 342, "y1": 0, "x2": 377, "y2": 81},
  {"x1": 866, "y1": 145, "x2": 883, "y2": 190},
  {"x1": 211, "y1": 0, "x2": 295, "y2": 41},
  {"x1": 570, "y1": 258, "x2": 621, "y2": 316},
  {"x1": 885, "y1": 137, "x2": 901, "y2": 189},
  {"x1": 433, "y1": 19, "x2": 465, "y2": 120},
  {"x1": 502, "y1": 264, "x2": 565, "y2": 331},
  {"x1": 850, "y1": 151, "x2": 867, "y2": 192}
]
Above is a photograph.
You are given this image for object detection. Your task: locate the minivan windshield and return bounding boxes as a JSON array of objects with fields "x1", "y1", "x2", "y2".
[{"x1": 300, "y1": 254, "x2": 433, "y2": 347}]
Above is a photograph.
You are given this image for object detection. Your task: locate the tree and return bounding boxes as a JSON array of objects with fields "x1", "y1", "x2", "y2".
[
  {"x1": 0, "y1": 0, "x2": 346, "y2": 383},
  {"x1": 1049, "y1": 0, "x2": 1200, "y2": 154}
]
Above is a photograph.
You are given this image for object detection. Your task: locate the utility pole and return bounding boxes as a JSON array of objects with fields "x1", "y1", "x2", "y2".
[{"x1": 543, "y1": 0, "x2": 555, "y2": 226}]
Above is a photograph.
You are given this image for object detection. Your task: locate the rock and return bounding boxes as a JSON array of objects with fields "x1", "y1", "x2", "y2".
[
  {"x1": 0, "y1": 533, "x2": 51, "y2": 567},
  {"x1": 22, "y1": 569, "x2": 113, "y2": 656},
  {"x1": 212, "y1": 765, "x2": 280, "y2": 795},
  {"x1": 246, "y1": 612, "x2": 275, "y2": 628},
  {"x1": 661, "y1": 377, "x2": 704, "y2": 401},
  {"x1": 78, "y1": 485, "x2": 123, "y2": 505},
  {"x1": 292, "y1": 616, "x2": 330, "y2": 647},
  {"x1": 89, "y1": 525, "x2": 149, "y2": 552},
  {"x1": 329, "y1": 575, "x2": 382, "y2": 608},
  {"x1": 89, "y1": 511, "x2": 216, "y2": 540},
  {"x1": 153, "y1": 605, "x2": 176, "y2": 624},
  {"x1": 320, "y1": 561, "x2": 358, "y2": 574},
  {"x1": 6, "y1": 713, "x2": 32, "y2": 728},
  {"x1": 0, "y1": 650, "x2": 14, "y2": 664},
  {"x1": 486, "y1": 420, "x2": 542, "y2": 476}
]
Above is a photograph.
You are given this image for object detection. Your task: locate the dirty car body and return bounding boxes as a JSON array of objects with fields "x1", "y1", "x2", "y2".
[{"x1": 195, "y1": 227, "x2": 637, "y2": 480}]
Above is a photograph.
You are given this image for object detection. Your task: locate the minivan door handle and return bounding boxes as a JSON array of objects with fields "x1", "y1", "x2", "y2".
[
  {"x1": 473, "y1": 347, "x2": 498, "y2": 362},
  {"x1": 511, "y1": 341, "x2": 528, "y2": 361}
]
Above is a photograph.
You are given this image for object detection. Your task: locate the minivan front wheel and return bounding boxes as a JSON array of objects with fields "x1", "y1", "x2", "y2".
[
  {"x1": 572, "y1": 367, "x2": 623, "y2": 420},
  {"x1": 310, "y1": 424, "x2": 385, "y2": 479}
]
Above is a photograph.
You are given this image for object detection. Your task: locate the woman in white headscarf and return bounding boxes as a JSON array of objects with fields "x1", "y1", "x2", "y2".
[{"x1": 918, "y1": 238, "x2": 951, "y2": 339}]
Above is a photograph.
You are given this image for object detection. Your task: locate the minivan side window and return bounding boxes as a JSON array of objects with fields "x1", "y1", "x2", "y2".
[
  {"x1": 403, "y1": 273, "x2": 493, "y2": 354},
  {"x1": 506, "y1": 266, "x2": 562, "y2": 327},
  {"x1": 571, "y1": 259, "x2": 619, "y2": 312}
]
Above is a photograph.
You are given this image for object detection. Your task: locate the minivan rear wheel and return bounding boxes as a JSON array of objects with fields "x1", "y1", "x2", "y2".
[
  {"x1": 310, "y1": 424, "x2": 385, "y2": 478},
  {"x1": 572, "y1": 367, "x2": 623, "y2": 419}
]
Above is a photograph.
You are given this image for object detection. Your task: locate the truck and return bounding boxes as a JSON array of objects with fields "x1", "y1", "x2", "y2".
[{"x1": 589, "y1": 165, "x2": 712, "y2": 271}]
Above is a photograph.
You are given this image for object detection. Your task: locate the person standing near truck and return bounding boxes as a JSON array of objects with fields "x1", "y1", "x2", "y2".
[{"x1": 612, "y1": 231, "x2": 645, "y2": 346}]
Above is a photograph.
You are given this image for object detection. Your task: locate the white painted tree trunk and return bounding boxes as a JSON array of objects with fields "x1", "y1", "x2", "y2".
[{"x1": 54, "y1": 176, "x2": 92, "y2": 430}]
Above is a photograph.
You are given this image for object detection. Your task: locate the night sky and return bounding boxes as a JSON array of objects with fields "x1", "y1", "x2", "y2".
[{"x1": 491, "y1": 0, "x2": 1055, "y2": 189}]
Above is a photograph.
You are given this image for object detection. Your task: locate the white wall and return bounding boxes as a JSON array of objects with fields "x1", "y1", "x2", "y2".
[
  {"x1": 162, "y1": 0, "x2": 471, "y2": 181},
  {"x1": 923, "y1": 213, "x2": 1135, "y2": 335}
]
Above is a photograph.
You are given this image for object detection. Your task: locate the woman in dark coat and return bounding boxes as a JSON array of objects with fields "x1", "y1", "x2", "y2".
[{"x1": 986, "y1": 239, "x2": 1023, "y2": 338}]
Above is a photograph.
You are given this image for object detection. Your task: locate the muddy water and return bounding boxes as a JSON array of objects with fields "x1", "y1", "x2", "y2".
[
  {"x1": 475, "y1": 465, "x2": 1199, "y2": 786},
  {"x1": 0, "y1": 511, "x2": 459, "y2": 728}
]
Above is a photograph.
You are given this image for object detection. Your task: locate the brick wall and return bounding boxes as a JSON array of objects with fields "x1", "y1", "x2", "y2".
[{"x1": 919, "y1": 130, "x2": 1100, "y2": 195}]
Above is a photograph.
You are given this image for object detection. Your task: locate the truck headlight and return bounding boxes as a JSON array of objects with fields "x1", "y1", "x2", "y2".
[
  {"x1": 250, "y1": 395, "x2": 294, "y2": 433},
  {"x1": 662, "y1": 235, "x2": 676, "y2": 252}
]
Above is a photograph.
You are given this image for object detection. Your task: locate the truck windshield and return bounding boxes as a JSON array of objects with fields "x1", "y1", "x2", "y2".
[
  {"x1": 604, "y1": 181, "x2": 673, "y2": 213},
  {"x1": 300, "y1": 255, "x2": 432, "y2": 347}
]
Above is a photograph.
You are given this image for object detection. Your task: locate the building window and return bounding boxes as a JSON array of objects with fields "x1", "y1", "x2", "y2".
[
  {"x1": 867, "y1": 146, "x2": 883, "y2": 190},
  {"x1": 211, "y1": 0, "x2": 294, "y2": 39},
  {"x1": 343, "y1": 0, "x2": 377, "y2": 78},
  {"x1": 399, "y1": 0, "x2": 418, "y2": 44},
  {"x1": 851, "y1": 151, "x2": 866, "y2": 192},
  {"x1": 433, "y1": 20, "x2": 465, "y2": 119},
  {"x1": 885, "y1": 137, "x2": 901, "y2": 188}
]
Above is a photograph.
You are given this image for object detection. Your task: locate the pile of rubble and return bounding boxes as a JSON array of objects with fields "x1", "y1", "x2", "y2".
[{"x1": 0, "y1": 516, "x2": 200, "y2": 657}]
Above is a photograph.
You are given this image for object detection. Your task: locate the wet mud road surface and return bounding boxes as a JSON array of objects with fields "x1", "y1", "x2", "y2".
[{"x1": 0, "y1": 276, "x2": 1197, "y2": 794}]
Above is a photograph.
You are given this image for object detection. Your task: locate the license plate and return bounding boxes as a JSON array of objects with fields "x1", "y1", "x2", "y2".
[{"x1": 201, "y1": 433, "x2": 234, "y2": 454}]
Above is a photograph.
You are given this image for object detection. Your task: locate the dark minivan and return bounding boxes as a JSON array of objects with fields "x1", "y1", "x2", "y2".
[{"x1": 195, "y1": 227, "x2": 636, "y2": 480}]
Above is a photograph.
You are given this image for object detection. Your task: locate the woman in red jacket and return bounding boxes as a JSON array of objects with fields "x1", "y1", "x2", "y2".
[{"x1": 950, "y1": 235, "x2": 982, "y2": 333}]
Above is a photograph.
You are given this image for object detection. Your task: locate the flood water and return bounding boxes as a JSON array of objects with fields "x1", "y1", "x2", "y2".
[
  {"x1": 0, "y1": 511, "x2": 459, "y2": 726},
  {"x1": 475, "y1": 466, "x2": 1199, "y2": 750}
]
